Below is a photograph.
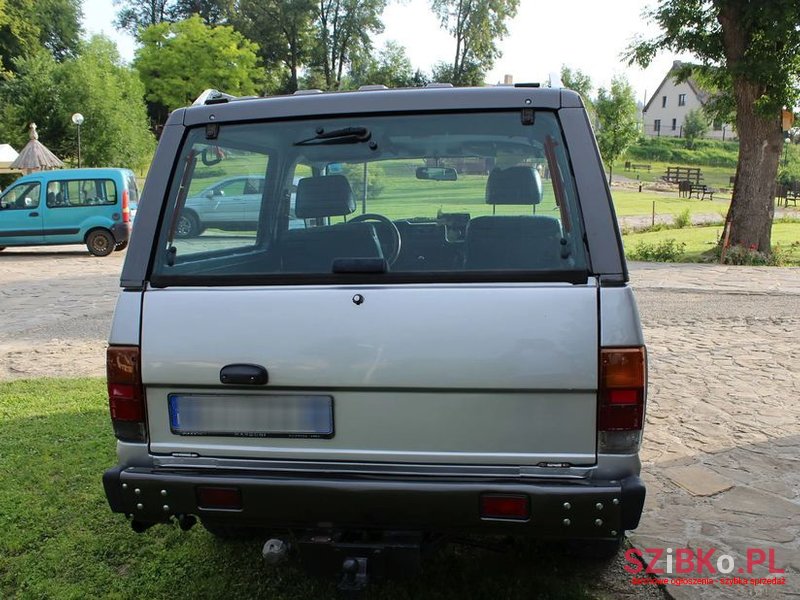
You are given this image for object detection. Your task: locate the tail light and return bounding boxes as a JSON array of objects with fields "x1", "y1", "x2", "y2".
[
  {"x1": 598, "y1": 347, "x2": 646, "y2": 453},
  {"x1": 107, "y1": 345, "x2": 146, "y2": 442},
  {"x1": 480, "y1": 494, "x2": 530, "y2": 520},
  {"x1": 197, "y1": 486, "x2": 243, "y2": 510},
  {"x1": 121, "y1": 190, "x2": 130, "y2": 223}
]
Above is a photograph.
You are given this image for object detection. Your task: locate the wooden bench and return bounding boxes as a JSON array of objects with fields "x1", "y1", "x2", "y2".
[
  {"x1": 663, "y1": 166, "x2": 703, "y2": 185},
  {"x1": 624, "y1": 161, "x2": 652, "y2": 172},
  {"x1": 776, "y1": 180, "x2": 799, "y2": 207},
  {"x1": 689, "y1": 184, "x2": 715, "y2": 201}
]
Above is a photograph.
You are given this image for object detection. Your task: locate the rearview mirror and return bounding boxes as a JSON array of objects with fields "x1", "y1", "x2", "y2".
[{"x1": 416, "y1": 166, "x2": 458, "y2": 181}]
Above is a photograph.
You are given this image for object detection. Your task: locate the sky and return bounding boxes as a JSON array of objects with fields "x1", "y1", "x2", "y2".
[{"x1": 81, "y1": 0, "x2": 694, "y2": 105}]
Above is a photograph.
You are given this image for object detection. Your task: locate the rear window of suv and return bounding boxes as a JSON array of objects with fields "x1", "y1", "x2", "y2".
[{"x1": 152, "y1": 110, "x2": 588, "y2": 285}]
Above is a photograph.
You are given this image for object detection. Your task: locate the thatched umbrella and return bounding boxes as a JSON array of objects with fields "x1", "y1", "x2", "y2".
[{"x1": 10, "y1": 123, "x2": 64, "y2": 174}]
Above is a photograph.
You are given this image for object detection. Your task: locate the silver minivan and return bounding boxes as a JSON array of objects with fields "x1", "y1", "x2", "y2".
[{"x1": 103, "y1": 86, "x2": 647, "y2": 583}]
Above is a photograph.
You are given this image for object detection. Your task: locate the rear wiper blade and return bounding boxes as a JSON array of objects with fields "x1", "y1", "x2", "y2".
[{"x1": 295, "y1": 127, "x2": 371, "y2": 146}]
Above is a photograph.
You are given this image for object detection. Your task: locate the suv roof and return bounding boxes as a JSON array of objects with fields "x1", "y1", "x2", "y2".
[{"x1": 172, "y1": 86, "x2": 585, "y2": 128}]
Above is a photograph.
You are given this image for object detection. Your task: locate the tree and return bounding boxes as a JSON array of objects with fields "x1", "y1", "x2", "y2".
[
  {"x1": 172, "y1": 0, "x2": 235, "y2": 24},
  {"x1": 312, "y1": 0, "x2": 388, "y2": 90},
  {"x1": 682, "y1": 108, "x2": 709, "y2": 149},
  {"x1": 430, "y1": 59, "x2": 484, "y2": 87},
  {"x1": 233, "y1": 0, "x2": 315, "y2": 93},
  {"x1": 350, "y1": 41, "x2": 416, "y2": 89},
  {"x1": 0, "y1": 36, "x2": 155, "y2": 170},
  {"x1": 0, "y1": 50, "x2": 67, "y2": 153},
  {"x1": 32, "y1": 0, "x2": 83, "y2": 60},
  {"x1": 595, "y1": 76, "x2": 639, "y2": 184},
  {"x1": 627, "y1": 1, "x2": 800, "y2": 255},
  {"x1": 58, "y1": 37, "x2": 155, "y2": 170},
  {"x1": 430, "y1": 0, "x2": 519, "y2": 86},
  {"x1": 113, "y1": 0, "x2": 175, "y2": 37},
  {"x1": 560, "y1": 65, "x2": 595, "y2": 124},
  {"x1": 134, "y1": 15, "x2": 264, "y2": 116},
  {"x1": 0, "y1": 0, "x2": 82, "y2": 71}
]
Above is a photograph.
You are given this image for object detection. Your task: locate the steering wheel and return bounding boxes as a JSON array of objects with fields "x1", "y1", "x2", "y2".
[{"x1": 348, "y1": 213, "x2": 402, "y2": 265}]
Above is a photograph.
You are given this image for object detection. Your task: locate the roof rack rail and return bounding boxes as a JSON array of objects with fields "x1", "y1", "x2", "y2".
[
  {"x1": 425, "y1": 82, "x2": 454, "y2": 88},
  {"x1": 293, "y1": 89, "x2": 323, "y2": 95},
  {"x1": 358, "y1": 84, "x2": 389, "y2": 91},
  {"x1": 193, "y1": 89, "x2": 238, "y2": 106}
]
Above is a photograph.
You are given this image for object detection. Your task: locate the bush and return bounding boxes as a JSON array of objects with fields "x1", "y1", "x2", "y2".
[
  {"x1": 675, "y1": 208, "x2": 692, "y2": 229},
  {"x1": 721, "y1": 244, "x2": 788, "y2": 266},
  {"x1": 625, "y1": 136, "x2": 739, "y2": 167},
  {"x1": 627, "y1": 239, "x2": 686, "y2": 262}
]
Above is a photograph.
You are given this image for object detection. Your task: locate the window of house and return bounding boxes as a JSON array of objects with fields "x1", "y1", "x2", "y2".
[
  {"x1": 662, "y1": 96, "x2": 667, "y2": 108},
  {"x1": 672, "y1": 118, "x2": 677, "y2": 131},
  {"x1": 654, "y1": 119, "x2": 661, "y2": 133},
  {"x1": 678, "y1": 94, "x2": 686, "y2": 106}
]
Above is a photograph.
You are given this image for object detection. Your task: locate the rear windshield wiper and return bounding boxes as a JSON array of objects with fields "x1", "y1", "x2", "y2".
[{"x1": 295, "y1": 127, "x2": 371, "y2": 146}]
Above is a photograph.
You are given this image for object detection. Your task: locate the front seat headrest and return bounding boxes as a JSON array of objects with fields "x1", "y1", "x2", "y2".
[
  {"x1": 485, "y1": 166, "x2": 543, "y2": 205},
  {"x1": 294, "y1": 175, "x2": 356, "y2": 218}
]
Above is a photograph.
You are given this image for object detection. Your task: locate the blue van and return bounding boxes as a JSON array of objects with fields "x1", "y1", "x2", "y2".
[{"x1": 0, "y1": 168, "x2": 139, "y2": 256}]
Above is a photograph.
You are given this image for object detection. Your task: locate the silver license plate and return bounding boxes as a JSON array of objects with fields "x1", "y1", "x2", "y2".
[{"x1": 168, "y1": 394, "x2": 334, "y2": 438}]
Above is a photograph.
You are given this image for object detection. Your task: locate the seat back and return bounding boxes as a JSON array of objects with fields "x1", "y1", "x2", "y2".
[
  {"x1": 464, "y1": 215, "x2": 563, "y2": 270},
  {"x1": 464, "y1": 167, "x2": 560, "y2": 270},
  {"x1": 281, "y1": 176, "x2": 382, "y2": 272}
]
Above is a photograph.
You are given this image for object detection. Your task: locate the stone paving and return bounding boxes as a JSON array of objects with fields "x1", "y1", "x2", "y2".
[
  {"x1": 1, "y1": 249, "x2": 799, "y2": 598},
  {"x1": 630, "y1": 262, "x2": 800, "y2": 599}
]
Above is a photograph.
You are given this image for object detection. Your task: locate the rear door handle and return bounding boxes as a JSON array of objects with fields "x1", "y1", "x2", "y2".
[
  {"x1": 220, "y1": 364, "x2": 268, "y2": 385},
  {"x1": 29, "y1": 212, "x2": 39, "y2": 217}
]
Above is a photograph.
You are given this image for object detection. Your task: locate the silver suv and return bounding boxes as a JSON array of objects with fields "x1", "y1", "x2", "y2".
[{"x1": 104, "y1": 85, "x2": 647, "y2": 582}]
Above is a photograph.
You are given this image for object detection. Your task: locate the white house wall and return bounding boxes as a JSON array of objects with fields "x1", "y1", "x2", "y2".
[{"x1": 642, "y1": 78, "x2": 734, "y2": 140}]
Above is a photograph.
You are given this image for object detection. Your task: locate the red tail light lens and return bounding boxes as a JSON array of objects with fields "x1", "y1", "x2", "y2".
[
  {"x1": 197, "y1": 486, "x2": 242, "y2": 510},
  {"x1": 598, "y1": 347, "x2": 646, "y2": 432},
  {"x1": 479, "y1": 494, "x2": 530, "y2": 520},
  {"x1": 107, "y1": 345, "x2": 146, "y2": 441},
  {"x1": 121, "y1": 190, "x2": 130, "y2": 223}
]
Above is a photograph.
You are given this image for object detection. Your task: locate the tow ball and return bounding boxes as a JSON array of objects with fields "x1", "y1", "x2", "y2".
[{"x1": 339, "y1": 557, "x2": 369, "y2": 592}]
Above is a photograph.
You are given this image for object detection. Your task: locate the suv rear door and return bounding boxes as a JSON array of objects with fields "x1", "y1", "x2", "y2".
[{"x1": 139, "y1": 106, "x2": 600, "y2": 469}]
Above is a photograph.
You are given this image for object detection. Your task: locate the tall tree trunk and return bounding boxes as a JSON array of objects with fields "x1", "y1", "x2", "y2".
[
  {"x1": 726, "y1": 83, "x2": 782, "y2": 252},
  {"x1": 719, "y1": 4, "x2": 781, "y2": 253}
]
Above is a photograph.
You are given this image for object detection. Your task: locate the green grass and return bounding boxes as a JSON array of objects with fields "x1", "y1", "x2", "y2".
[
  {"x1": 615, "y1": 161, "x2": 737, "y2": 190},
  {"x1": 0, "y1": 378, "x2": 616, "y2": 600},
  {"x1": 622, "y1": 221, "x2": 800, "y2": 265},
  {"x1": 611, "y1": 189, "x2": 728, "y2": 218}
]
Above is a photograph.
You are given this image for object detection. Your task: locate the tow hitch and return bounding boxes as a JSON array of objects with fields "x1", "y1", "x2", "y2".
[{"x1": 283, "y1": 531, "x2": 426, "y2": 592}]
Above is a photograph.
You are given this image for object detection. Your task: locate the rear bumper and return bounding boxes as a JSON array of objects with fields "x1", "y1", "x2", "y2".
[
  {"x1": 103, "y1": 466, "x2": 645, "y2": 539},
  {"x1": 110, "y1": 222, "x2": 131, "y2": 244}
]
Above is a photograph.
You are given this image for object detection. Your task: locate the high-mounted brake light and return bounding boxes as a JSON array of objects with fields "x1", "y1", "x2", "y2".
[
  {"x1": 598, "y1": 347, "x2": 647, "y2": 453},
  {"x1": 107, "y1": 346, "x2": 146, "y2": 442},
  {"x1": 121, "y1": 190, "x2": 130, "y2": 223}
]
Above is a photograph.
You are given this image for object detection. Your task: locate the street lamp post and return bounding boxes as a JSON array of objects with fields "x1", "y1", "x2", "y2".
[
  {"x1": 71, "y1": 113, "x2": 84, "y2": 168},
  {"x1": 783, "y1": 136, "x2": 791, "y2": 167}
]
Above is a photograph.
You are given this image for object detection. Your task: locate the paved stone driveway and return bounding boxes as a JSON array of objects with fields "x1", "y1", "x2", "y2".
[
  {"x1": 631, "y1": 263, "x2": 800, "y2": 599},
  {"x1": 1, "y1": 249, "x2": 798, "y2": 598}
]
